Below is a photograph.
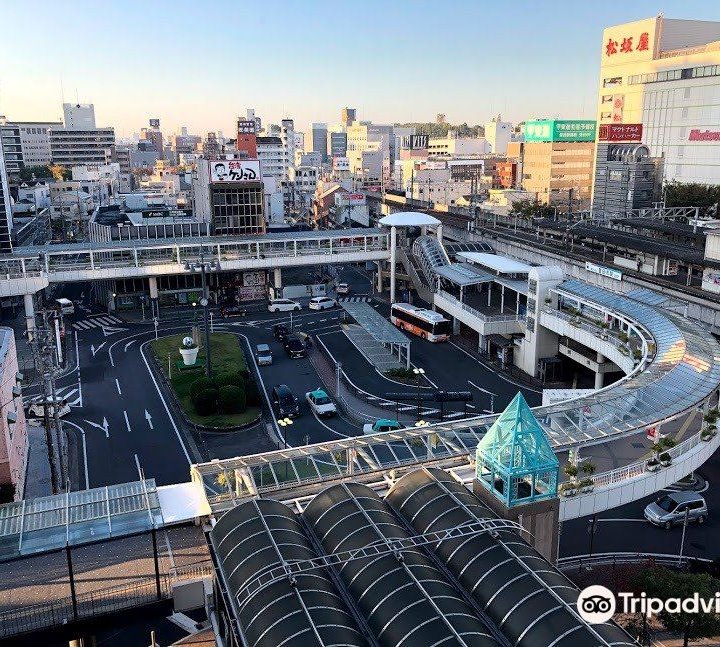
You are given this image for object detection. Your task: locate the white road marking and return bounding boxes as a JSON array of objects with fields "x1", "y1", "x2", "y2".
[
  {"x1": 115, "y1": 378, "x2": 122, "y2": 395},
  {"x1": 596, "y1": 518, "x2": 648, "y2": 523},
  {"x1": 84, "y1": 417, "x2": 109, "y2": 438},
  {"x1": 468, "y1": 380, "x2": 497, "y2": 397},
  {"x1": 91, "y1": 342, "x2": 105, "y2": 357},
  {"x1": 102, "y1": 326, "x2": 129, "y2": 337},
  {"x1": 64, "y1": 421, "x2": 90, "y2": 489},
  {"x1": 124, "y1": 340, "x2": 136, "y2": 352},
  {"x1": 75, "y1": 332, "x2": 80, "y2": 372},
  {"x1": 134, "y1": 453, "x2": 142, "y2": 474},
  {"x1": 145, "y1": 409, "x2": 154, "y2": 430},
  {"x1": 123, "y1": 410, "x2": 131, "y2": 433}
]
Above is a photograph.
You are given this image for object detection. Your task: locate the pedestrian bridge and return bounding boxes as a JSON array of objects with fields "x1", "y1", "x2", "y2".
[{"x1": 0, "y1": 228, "x2": 390, "y2": 297}]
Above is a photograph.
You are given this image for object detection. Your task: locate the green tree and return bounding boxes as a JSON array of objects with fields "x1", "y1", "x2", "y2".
[
  {"x1": 634, "y1": 567, "x2": 720, "y2": 647},
  {"x1": 189, "y1": 377, "x2": 218, "y2": 400},
  {"x1": 18, "y1": 165, "x2": 54, "y2": 183},
  {"x1": 193, "y1": 389, "x2": 218, "y2": 416},
  {"x1": 664, "y1": 181, "x2": 720, "y2": 218},
  {"x1": 510, "y1": 198, "x2": 555, "y2": 220},
  {"x1": 218, "y1": 385, "x2": 246, "y2": 414}
]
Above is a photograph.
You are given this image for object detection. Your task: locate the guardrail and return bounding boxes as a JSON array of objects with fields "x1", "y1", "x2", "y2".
[
  {"x1": 437, "y1": 290, "x2": 523, "y2": 322},
  {"x1": 557, "y1": 552, "x2": 710, "y2": 571}
]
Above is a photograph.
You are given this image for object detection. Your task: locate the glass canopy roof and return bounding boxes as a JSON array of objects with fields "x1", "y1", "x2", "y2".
[{"x1": 338, "y1": 300, "x2": 409, "y2": 346}]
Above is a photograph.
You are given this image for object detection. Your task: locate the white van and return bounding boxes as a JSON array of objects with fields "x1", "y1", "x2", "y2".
[
  {"x1": 268, "y1": 298, "x2": 301, "y2": 313},
  {"x1": 55, "y1": 298, "x2": 75, "y2": 315}
]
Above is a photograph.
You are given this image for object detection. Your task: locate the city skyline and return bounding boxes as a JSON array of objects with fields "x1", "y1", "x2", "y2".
[{"x1": 3, "y1": 1, "x2": 720, "y2": 136}]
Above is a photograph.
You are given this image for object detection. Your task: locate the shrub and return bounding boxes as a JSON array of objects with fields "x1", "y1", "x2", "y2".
[
  {"x1": 193, "y1": 388, "x2": 218, "y2": 416},
  {"x1": 215, "y1": 371, "x2": 246, "y2": 390},
  {"x1": 245, "y1": 380, "x2": 261, "y2": 407},
  {"x1": 385, "y1": 367, "x2": 417, "y2": 380},
  {"x1": 190, "y1": 377, "x2": 218, "y2": 400},
  {"x1": 218, "y1": 385, "x2": 246, "y2": 414}
]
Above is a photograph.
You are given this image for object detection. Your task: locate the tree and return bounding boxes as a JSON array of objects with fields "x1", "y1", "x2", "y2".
[
  {"x1": 635, "y1": 567, "x2": 720, "y2": 647},
  {"x1": 215, "y1": 371, "x2": 245, "y2": 390},
  {"x1": 664, "y1": 181, "x2": 720, "y2": 218},
  {"x1": 18, "y1": 165, "x2": 54, "y2": 183},
  {"x1": 218, "y1": 385, "x2": 246, "y2": 414},
  {"x1": 510, "y1": 198, "x2": 555, "y2": 221},
  {"x1": 193, "y1": 389, "x2": 218, "y2": 416},
  {"x1": 189, "y1": 377, "x2": 218, "y2": 401},
  {"x1": 48, "y1": 164, "x2": 71, "y2": 181}
]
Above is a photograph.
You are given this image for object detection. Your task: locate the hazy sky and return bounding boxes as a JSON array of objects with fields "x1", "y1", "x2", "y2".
[{"x1": 2, "y1": 1, "x2": 720, "y2": 137}]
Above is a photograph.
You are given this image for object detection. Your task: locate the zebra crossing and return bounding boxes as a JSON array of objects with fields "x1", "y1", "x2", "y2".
[
  {"x1": 25, "y1": 383, "x2": 82, "y2": 407},
  {"x1": 338, "y1": 296, "x2": 373, "y2": 304},
  {"x1": 72, "y1": 315, "x2": 124, "y2": 331}
]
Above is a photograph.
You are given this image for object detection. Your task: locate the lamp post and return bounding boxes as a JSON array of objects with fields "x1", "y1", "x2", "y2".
[
  {"x1": 277, "y1": 417, "x2": 293, "y2": 449},
  {"x1": 185, "y1": 253, "x2": 218, "y2": 378}
]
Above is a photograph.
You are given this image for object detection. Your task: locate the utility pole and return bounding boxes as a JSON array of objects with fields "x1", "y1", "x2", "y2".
[{"x1": 28, "y1": 307, "x2": 66, "y2": 493}]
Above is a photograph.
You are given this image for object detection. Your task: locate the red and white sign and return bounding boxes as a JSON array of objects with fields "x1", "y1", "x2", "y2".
[
  {"x1": 611, "y1": 95, "x2": 625, "y2": 123},
  {"x1": 336, "y1": 193, "x2": 365, "y2": 206},
  {"x1": 598, "y1": 123, "x2": 643, "y2": 142},
  {"x1": 689, "y1": 129, "x2": 720, "y2": 142},
  {"x1": 210, "y1": 159, "x2": 260, "y2": 183},
  {"x1": 646, "y1": 426, "x2": 659, "y2": 441}
]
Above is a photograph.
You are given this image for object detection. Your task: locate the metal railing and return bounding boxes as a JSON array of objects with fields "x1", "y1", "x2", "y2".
[
  {"x1": 437, "y1": 290, "x2": 523, "y2": 322},
  {"x1": 0, "y1": 561, "x2": 214, "y2": 638},
  {"x1": 558, "y1": 552, "x2": 711, "y2": 571}
]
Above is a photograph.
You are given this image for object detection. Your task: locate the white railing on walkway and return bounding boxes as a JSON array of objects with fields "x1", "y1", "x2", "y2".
[{"x1": 437, "y1": 290, "x2": 522, "y2": 323}]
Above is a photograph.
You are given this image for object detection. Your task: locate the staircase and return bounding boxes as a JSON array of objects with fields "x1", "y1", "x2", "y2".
[{"x1": 398, "y1": 247, "x2": 434, "y2": 304}]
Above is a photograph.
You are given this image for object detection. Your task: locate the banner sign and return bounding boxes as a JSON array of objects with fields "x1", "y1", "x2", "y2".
[{"x1": 210, "y1": 159, "x2": 260, "y2": 183}]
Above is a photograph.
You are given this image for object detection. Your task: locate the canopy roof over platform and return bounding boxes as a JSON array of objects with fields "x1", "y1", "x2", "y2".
[
  {"x1": 339, "y1": 300, "x2": 409, "y2": 346},
  {"x1": 458, "y1": 252, "x2": 532, "y2": 275},
  {"x1": 378, "y1": 212, "x2": 440, "y2": 227}
]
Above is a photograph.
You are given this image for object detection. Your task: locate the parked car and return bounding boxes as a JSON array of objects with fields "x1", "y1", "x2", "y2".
[
  {"x1": 363, "y1": 419, "x2": 403, "y2": 435},
  {"x1": 271, "y1": 384, "x2": 300, "y2": 419},
  {"x1": 336, "y1": 283, "x2": 350, "y2": 295},
  {"x1": 273, "y1": 324, "x2": 290, "y2": 341},
  {"x1": 268, "y1": 298, "x2": 301, "y2": 313},
  {"x1": 644, "y1": 492, "x2": 708, "y2": 529},
  {"x1": 255, "y1": 343, "x2": 273, "y2": 366},
  {"x1": 26, "y1": 396, "x2": 71, "y2": 419},
  {"x1": 220, "y1": 305, "x2": 247, "y2": 318},
  {"x1": 305, "y1": 388, "x2": 337, "y2": 417},
  {"x1": 54, "y1": 298, "x2": 75, "y2": 315},
  {"x1": 308, "y1": 296, "x2": 337, "y2": 311},
  {"x1": 283, "y1": 334, "x2": 307, "y2": 359}
]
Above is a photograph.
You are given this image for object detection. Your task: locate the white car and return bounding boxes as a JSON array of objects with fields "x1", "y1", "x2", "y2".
[
  {"x1": 308, "y1": 296, "x2": 337, "y2": 311},
  {"x1": 268, "y1": 298, "x2": 301, "y2": 313},
  {"x1": 305, "y1": 388, "x2": 337, "y2": 417},
  {"x1": 336, "y1": 283, "x2": 350, "y2": 295}
]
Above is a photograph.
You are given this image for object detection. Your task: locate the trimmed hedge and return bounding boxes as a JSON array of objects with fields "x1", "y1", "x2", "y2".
[
  {"x1": 245, "y1": 380, "x2": 261, "y2": 407},
  {"x1": 218, "y1": 385, "x2": 246, "y2": 414},
  {"x1": 190, "y1": 377, "x2": 218, "y2": 401},
  {"x1": 193, "y1": 389, "x2": 218, "y2": 416},
  {"x1": 215, "y1": 371, "x2": 246, "y2": 390}
]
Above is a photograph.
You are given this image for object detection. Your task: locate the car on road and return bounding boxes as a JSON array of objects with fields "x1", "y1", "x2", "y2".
[
  {"x1": 271, "y1": 384, "x2": 300, "y2": 419},
  {"x1": 305, "y1": 388, "x2": 337, "y2": 417},
  {"x1": 54, "y1": 298, "x2": 75, "y2": 315},
  {"x1": 220, "y1": 305, "x2": 247, "y2": 318},
  {"x1": 255, "y1": 343, "x2": 273, "y2": 366},
  {"x1": 336, "y1": 283, "x2": 350, "y2": 295},
  {"x1": 273, "y1": 324, "x2": 290, "y2": 341},
  {"x1": 644, "y1": 491, "x2": 708, "y2": 529},
  {"x1": 268, "y1": 298, "x2": 301, "y2": 313},
  {"x1": 308, "y1": 296, "x2": 337, "y2": 311},
  {"x1": 363, "y1": 419, "x2": 403, "y2": 435},
  {"x1": 283, "y1": 334, "x2": 307, "y2": 359},
  {"x1": 25, "y1": 396, "x2": 71, "y2": 419}
]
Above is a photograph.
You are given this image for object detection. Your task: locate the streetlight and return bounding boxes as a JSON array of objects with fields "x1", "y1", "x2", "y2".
[
  {"x1": 414, "y1": 419, "x2": 429, "y2": 427},
  {"x1": 277, "y1": 417, "x2": 293, "y2": 449},
  {"x1": 185, "y1": 253, "x2": 219, "y2": 378}
]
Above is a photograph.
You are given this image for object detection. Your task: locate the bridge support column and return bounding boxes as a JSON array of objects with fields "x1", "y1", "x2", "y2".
[
  {"x1": 594, "y1": 371, "x2": 604, "y2": 390},
  {"x1": 436, "y1": 223, "x2": 443, "y2": 245},
  {"x1": 148, "y1": 276, "x2": 159, "y2": 320},
  {"x1": 500, "y1": 284, "x2": 505, "y2": 314},
  {"x1": 23, "y1": 294, "x2": 36, "y2": 342},
  {"x1": 453, "y1": 317, "x2": 460, "y2": 335},
  {"x1": 390, "y1": 226, "x2": 397, "y2": 303},
  {"x1": 273, "y1": 268, "x2": 282, "y2": 298},
  {"x1": 376, "y1": 261, "x2": 383, "y2": 293}
]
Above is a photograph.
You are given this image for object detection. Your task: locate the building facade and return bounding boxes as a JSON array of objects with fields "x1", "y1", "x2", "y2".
[
  {"x1": 485, "y1": 118, "x2": 513, "y2": 155},
  {"x1": 0, "y1": 122, "x2": 23, "y2": 175},
  {"x1": 0, "y1": 328, "x2": 27, "y2": 501},
  {"x1": 257, "y1": 136, "x2": 286, "y2": 179},
  {"x1": 0, "y1": 143, "x2": 12, "y2": 251},
  {"x1": 598, "y1": 15, "x2": 720, "y2": 184},
  {"x1": 310, "y1": 123, "x2": 328, "y2": 162},
  {"x1": 341, "y1": 107, "x2": 356, "y2": 127},
  {"x1": 0, "y1": 120, "x2": 63, "y2": 168}
]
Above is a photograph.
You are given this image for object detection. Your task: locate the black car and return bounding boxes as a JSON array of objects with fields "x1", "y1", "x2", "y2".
[
  {"x1": 273, "y1": 324, "x2": 290, "y2": 341},
  {"x1": 271, "y1": 384, "x2": 300, "y2": 419},
  {"x1": 220, "y1": 305, "x2": 247, "y2": 318},
  {"x1": 283, "y1": 334, "x2": 307, "y2": 359}
]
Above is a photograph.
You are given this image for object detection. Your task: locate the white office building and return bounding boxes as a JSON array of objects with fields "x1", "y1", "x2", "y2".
[
  {"x1": 50, "y1": 104, "x2": 115, "y2": 167},
  {"x1": 0, "y1": 119, "x2": 62, "y2": 167},
  {"x1": 598, "y1": 15, "x2": 720, "y2": 184},
  {"x1": 484, "y1": 117, "x2": 513, "y2": 155}
]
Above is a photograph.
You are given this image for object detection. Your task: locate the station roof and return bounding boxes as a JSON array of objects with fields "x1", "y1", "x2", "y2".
[
  {"x1": 434, "y1": 262, "x2": 494, "y2": 287},
  {"x1": 458, "y1": 252, "x2": 532, "y2": 274},
  {"x1": 378, "y1": 211, "x2": 440, "y2": 227}
]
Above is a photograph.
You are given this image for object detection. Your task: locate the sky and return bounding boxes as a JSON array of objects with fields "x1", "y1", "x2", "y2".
[{"x1": 2, "y1": 1, "x2": 720, "y2": 138}]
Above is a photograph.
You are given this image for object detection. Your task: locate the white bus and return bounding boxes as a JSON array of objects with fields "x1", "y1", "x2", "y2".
[{"x1": 390, "y1": 303, "x2": 451, "y2": 342}]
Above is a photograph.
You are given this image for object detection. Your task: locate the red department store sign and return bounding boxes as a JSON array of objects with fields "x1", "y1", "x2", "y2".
[
  {"x1": 598, "y1": 123, "x2": 643, "y2": 142},
  {"x1": 605, "y1": 32, "x2": 649, "y2": 56},
  {"x1": 689, "y1": 129, "x2": 720, "y2": 142}
]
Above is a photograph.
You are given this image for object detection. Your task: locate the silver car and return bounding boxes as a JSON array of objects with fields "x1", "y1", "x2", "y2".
[
  {"x1": 644, "y1": 491, "x2": 708, "y2": 529},
  {"x1": 255, "y1": 343, "x2": 273, "y2": 366}
]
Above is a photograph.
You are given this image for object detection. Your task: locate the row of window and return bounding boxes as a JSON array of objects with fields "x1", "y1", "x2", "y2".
[{"x1": 623, "y1": 63, "x2": 720, "y2": 87}]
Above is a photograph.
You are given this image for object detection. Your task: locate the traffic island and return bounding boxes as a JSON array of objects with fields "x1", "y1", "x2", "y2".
[{"x1": 150, "y1": 332, "x2": 261, "y2": 430}]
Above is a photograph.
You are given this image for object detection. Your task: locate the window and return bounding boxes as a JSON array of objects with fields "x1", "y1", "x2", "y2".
[{"x1": 603, "y1": 76, "x2": 622, "y2": 88}]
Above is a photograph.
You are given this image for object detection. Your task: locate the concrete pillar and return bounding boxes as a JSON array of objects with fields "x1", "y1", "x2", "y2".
[
  {"x1": 376, "y1": 261, "x2": 383, "y2": 293},
  {"x1": 23, "y1": 294, "x2": 36, "y2": 341},
  {"x1": 596, "y1": 351, "x2": 605, "y2": 364},
  {"x1": 652, "y1": 255, "x2": 660, "y2": 276},
  {"x1": 148, "y1": 276, "x2": 159, "y2": 319},
  {"x1": 516, "y1": 291, "x2": 521, "y2": 315},
  {"x1": 390, "y1": 226, "x2": 397, "y2": 304},
  {"x1": 500, "y1": 284, "x2": 505, "y2": 313},
  {"x1": 487, "y1": 283, "x2": 492, "y2": 307},
  {"x1": 594, "y1": 371, "x2": 604, "y2": 390},
  {"x1": 436, "y1": 223, "x2": 443, "y2": 245},
  {"x1": 453, "y1": 317, "x2": 460, "y2": 335},
  {"x1": 273, "y1": 268, "x2": 282, "y2": 298},
  {"x1": 459, "y1": 286, "x2": 464, "y2": 304}
]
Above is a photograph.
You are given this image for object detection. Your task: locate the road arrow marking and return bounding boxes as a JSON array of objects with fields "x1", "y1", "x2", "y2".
[
  {"x1": 124, "y1": 340, "x2": 136, "y2": 352},
  {"x1": 91, "y1": 342, "x2": 106, "y2": 357},
  {"x1": 145, "y1": 409, "x2": 154, "y2": 430},
  {"x1": 115, "y1": 378, "x2": 122, "y2": 395},
  {"x1": 123, "y1": 410, "x2": 131, "y2": 433},
  {"x1": 102, "y1": 326, "x2": 129, "y2": 337},
  {"x1": 84, "y1": 417, "x2": 109, "y2": 438}
]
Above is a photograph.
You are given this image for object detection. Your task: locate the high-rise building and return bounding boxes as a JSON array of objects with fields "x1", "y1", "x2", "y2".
[
  {"x1": 310, "y1": 123, "x2": 328, "y2": 162},
  {"x1": 50, "y1": 104, "x2": 115, "y2": 166},
  {"x1": 341, "y1": 107, "x2": 356, "y2": 127},
  {"x1": 0, "y1": 121, "x2": 23, "y2": 175},
  {"x1": 141, "y1": 119, "x2": 163, "y2": 156},
  {"x1": 280, "y1": 119, "x2": 295, "y2": 180},
  {"x1": 484, "y1": 117, "x2": 513, "y2": 155},
  {"x1": 328, "y1": 129, "x2": 348, "y2": 158},
  {"x1": 0, "y1": 120, "x2": 62, "y2": 167},
  {"x1": 0, "y1": 143, "x2": 12, "y2": 251},
  {"x1": 192, "y1": 157, "x2": 265, "y2": 236},
  {"x1": 236, "y1": 117, "x2": 258, "y2": 158},
  {"x1": 597, "y1": 15, "x2": 720, "y2": 184},
  {"x1": 257, "y1": 136, "x2": 285, "y2": 179},
  {"x1": 520, "y1": 119, "x2": 596, "y2": 209}
]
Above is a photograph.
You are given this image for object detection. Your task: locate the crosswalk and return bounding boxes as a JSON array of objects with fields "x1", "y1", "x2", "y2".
[
  {"x1": 25, "y1": 383, "x2": 82, "y2": 407},
  {"x1": 338, "y1": 296, "x2": 373, "y2": 304},
  {"x1": 73, "y1": 315, "x2": 124, "y2": 331}
]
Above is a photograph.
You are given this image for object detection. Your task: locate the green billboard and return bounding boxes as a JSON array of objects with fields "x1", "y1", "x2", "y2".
[{"x1": 523, "y1": 119, "x2": 596, "y2": 143}]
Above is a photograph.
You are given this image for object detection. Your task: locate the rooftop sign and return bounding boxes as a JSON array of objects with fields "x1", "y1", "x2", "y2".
[{"x1": 523, "y1": 120, "x2": 596, "y2": 143}]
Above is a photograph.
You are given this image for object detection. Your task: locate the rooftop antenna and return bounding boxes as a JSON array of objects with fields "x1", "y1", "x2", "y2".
[{"x1": 60, "y1": 79, "x2": 65, "y2": 103}]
